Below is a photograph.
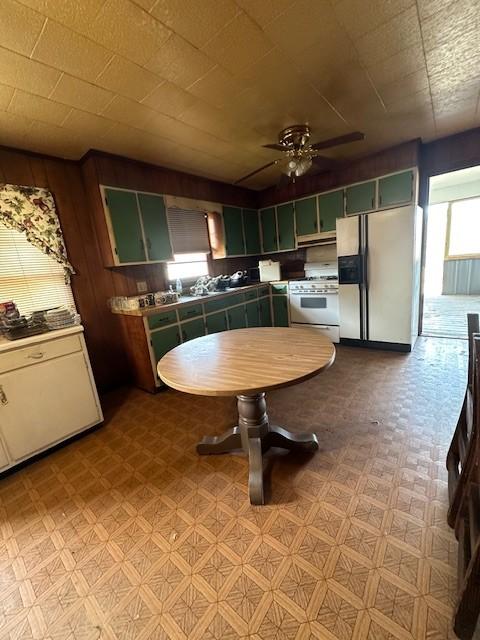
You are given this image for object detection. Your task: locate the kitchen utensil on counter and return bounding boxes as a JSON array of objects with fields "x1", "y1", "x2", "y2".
[{"x1": 229, "y1": 270, "x2": 248, "y2": 287}]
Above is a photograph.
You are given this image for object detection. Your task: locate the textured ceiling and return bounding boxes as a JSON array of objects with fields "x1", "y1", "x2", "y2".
[{"x1": 0, "y1": 0, "x2": 479, "y2": 189}]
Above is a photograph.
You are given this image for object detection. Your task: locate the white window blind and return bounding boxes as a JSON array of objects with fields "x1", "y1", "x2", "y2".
[
  {"x1": 0, "y1": 221, "x2": 76, "y2": 315},
  {"x1": 167, "y1": 207, "x2": 210, "y2": 255}
]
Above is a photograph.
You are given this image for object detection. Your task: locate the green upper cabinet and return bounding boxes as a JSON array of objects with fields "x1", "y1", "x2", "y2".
[
  {"x1": 242, "y1": 208, "x2": 261, "y2": 255},
  {"x1": 137, "y1": 193, "x2": 173, "y2": 262},
  {"x1": 277, "y1": 203, "x2": 296, "y2": 251},
  {"x1": 260, "y1": 207, "x2": 278, "y2": 253},
  {"x1": 272, "y1": 295, "x2": 289, "y2": 327},
  {"x1": 319, "y1": 189, "x2": 344, "y2": 232},
  {"x1": 223, "y1": 206, "x2": 245, "y2": 256},
  {"x1": 378, "y1": 170, "x2": 414, "y2": 208},
  {"x1": 104, "y1": 188, "x2": 146, "y2": 264},
  {"x1": 295, "y1": 197, "x2": 318, "y2": 236},
  {"x1": 345, "y1": 181, "x2": 376, "y2": 215}
]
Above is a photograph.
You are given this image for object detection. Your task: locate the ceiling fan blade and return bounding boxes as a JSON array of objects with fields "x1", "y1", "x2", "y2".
[
  {"x1": 262, "y1": 143, "x2": 287, "y2": 151},
  {"x1": 234, "y1": 159, "x2": 281, "y2": 185},
  {"x1": 311, "y1": 155, "x2": 335, "y2": 170},
  {"x1": 311, "y1": 131, "x2": 365, "y2": 151}
]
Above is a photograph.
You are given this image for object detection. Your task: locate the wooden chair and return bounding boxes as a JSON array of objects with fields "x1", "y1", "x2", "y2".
[
  {"x1": 452, "y1": 335, "x2": 480, "y2": 639},
  {"x1": 446, "y1": 313, "x2": 480, "y2": 529}
]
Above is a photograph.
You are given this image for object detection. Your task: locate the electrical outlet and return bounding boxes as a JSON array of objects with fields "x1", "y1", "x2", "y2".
[{"x1": 136, "y1": 281, "x2": 148, "y2": 293}]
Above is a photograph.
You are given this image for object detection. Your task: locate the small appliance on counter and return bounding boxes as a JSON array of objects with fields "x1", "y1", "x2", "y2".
[
  {"x1": 229, "y1": 270, "x2": 248, "y2": 287},
  {"x1": 289, "y1": 261, "x2": 339, "y2": 343},
  {"x1": 259, "y1": 260, "x2": 281, "y2": 282}
]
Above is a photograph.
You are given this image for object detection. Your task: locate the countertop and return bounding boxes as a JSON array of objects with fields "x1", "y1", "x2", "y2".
[
  {"x1": 0, "y1": 325, "x2": 84, "y2": 354},
  {"x1": 111, "y1": 282, "x2": 286, "y2": 318}
]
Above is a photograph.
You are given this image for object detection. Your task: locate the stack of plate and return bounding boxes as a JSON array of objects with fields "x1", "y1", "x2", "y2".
[{"x1": 45, "y1": 307, "x2": 80, "y2": 330}]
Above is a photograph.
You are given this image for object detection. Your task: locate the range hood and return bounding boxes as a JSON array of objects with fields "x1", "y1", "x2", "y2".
[{"x1": 297, "y1": 230, "x2": 336, "y2": 248}]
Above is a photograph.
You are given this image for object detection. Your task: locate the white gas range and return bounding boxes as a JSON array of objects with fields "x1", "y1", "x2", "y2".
[{"x1": 289, "y1": 262, "x2": 340, "y2": 343}]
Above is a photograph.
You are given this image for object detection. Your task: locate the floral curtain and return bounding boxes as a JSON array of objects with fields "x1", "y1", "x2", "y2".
[{"x1": 0, "y1": 183, "x2": 75, "y2": 282}]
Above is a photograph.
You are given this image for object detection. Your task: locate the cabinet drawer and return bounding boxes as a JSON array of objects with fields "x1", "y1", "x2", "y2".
[
  {"x1": 244, "y1": 289, "x2": 257, "y2": 302},
  {"x1": 0, "y1": 334, "x2": 82, "y2": 374},
  {"x1": 258, "y1": 286, "x2": 270, "y2": 298},
  {"x1": 148, "y1": 310, "x2": 177, "y2": 330},
  {"x1": 204, "y1": 297, "x2": 229, "y2": 314},
  {"x1": 178, "y1": 304, "x2": 203, "y2": 321},
  {"x1": 271, "y1": 283, "x2": 288, "y2": 295}
]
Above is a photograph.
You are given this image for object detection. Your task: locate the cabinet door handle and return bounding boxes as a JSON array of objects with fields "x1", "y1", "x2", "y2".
[
  {"x1": 28, "y1": 351, "x2": 45, "y2": 360},
  {"x1": 0, "y1": 386, "x2": 7, "y2": 405}
]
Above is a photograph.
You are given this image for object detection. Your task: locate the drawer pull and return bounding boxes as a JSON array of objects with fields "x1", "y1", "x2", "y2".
[
  {"x1": 28, "y1": 352, "x2": 45, "y2": 360},
  {"x1": 0, "y1": 386, "x2": 7, "y2": 405}
]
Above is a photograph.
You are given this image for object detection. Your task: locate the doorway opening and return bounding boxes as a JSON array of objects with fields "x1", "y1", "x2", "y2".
[{"x1": 422, "y1": 166, "x2": 480, "y2": 339}]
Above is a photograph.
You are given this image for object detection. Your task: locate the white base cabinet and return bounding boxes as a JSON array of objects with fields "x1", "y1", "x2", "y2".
[{"x1": 0, "y1": 326, "x2": 103, "y2": 471}]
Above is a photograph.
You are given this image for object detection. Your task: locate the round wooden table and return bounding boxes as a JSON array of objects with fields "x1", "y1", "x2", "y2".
[{"x1": 158, "y1": 327, "x2": 335, "y2": 504}]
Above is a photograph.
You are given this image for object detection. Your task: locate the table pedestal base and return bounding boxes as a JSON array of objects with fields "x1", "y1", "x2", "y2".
[{"x1": 196, "y1": 393, "x2": 318, "y2": 505}]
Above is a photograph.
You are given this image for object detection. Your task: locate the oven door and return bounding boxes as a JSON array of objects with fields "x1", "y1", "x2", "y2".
[{"x1": 289, "y1": 291, "x2": 339, "y2": 326}]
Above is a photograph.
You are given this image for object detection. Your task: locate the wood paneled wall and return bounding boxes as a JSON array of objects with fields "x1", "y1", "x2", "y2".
[
  {"x1": 258, "y1": 140, "x2": 421, "y2": 207},
  {"x1": 2, "y1": 127, "x2": 480, "y2": 391}
]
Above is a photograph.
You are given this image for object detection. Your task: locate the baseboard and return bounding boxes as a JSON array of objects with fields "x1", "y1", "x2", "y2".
[{"x1": 339, "y1": 338, "x2": 412, "y2": 353}]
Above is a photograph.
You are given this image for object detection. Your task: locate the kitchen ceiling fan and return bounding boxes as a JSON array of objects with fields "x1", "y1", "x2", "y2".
[{"x1": 235, "y1": 125, "x2": 365, "y2": 185}]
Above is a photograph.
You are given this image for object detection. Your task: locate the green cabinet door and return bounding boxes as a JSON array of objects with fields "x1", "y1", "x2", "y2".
[
  {"x1": 242, "y1": 208, "x2": 261, "y2": 255},
  {"x1": 151, "y1": 325, "x2": 181, "y2": 368},
  {"x1": 246, "y1": 300, "x2": 260, "y2": 327},
  {"x1": 180, "y1": 318, "x2": 205, "y2": 342},
  {"x1": 259, "y1": 297, "x2": 272, "y2": 326},
  {"x1": 260, "y1": 207, "x2": 278, "y2": 253},
  {"x1": 318, "y1": 190, "x2": 344, "y2": 232},
  {"x1": 345, "y1": 181, "x2": 376, "y2": 215},
  {"x1": 378, "y1": 170, "x2": 413, "y2": 208},
  {"x1": 223, "y1": 206, "x2": 245, "y2": 256},
  {"x1": 104, "y1": 188, "x2": 145, "y2": 263},
  {"x1": 206, "y1": 311, "x2": 228, "y2": 334},
  {"x1": 137, "y1": 193, "x2": 173, "y2": 261},
  {"x1": 227, "y1": 305, "x2": 247, "y2": 330},
  {"x1": 295, "y1": 197, "x2": 318, "y2": 236},
  {"x1": 277, "y1": 203, "x2": 295, "y2": 250},
  {"x1": 272, "y1": 295, "x2": 289, "y2": 327}
]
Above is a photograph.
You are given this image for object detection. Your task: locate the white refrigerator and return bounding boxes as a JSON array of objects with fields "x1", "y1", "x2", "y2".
[{"x1": 336, "y1": 205, "x2": 423, "y2": 351}]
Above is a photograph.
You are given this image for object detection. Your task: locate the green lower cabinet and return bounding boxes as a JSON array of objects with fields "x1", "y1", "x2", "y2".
[
  {"x1": 206, "y1": 311, "x2": 228, "y2": 334},
  {"x1": 295, "y1": 197, "x2": 318, "y2": 236},
  {"x1": 272, "y1": 295, "x2": 289, "y2": 327},
  {"x1": 260, "y1": 207, "x2": 278, "y2": 253},
  {"x1": 151, "y1": 325, "x2": 181, "y2": 369},
  {"x1": 318, "y1": 190, "x2": 344, "y2": 232},
  {"x1": 223, "y1": 206, "x2": 245, "y2": 256},
  {"x1": 242, "y1": 208, "x2": 261, "y2": 254},
  {"x1": 259, "y1": 297, "x2": 272, "y2": 326},
  {"x1": 180, "y1": 318, "x2": 205, "y2": 342},
  {"x1": 227, "y1": 305, "x2": 247, "y2": 330},
  {"x1": 104, "y1": 188, "x2": 146, "y2": 263},
  {"x1": 345, "y1": 181, "x2": 376, "y2": 215},
  {"x1": 277, "y1": 202, "x2": 295, "y2": 250},
  {"x1": 378, "y1": 170, "x2": 413, "y2": 208},
  {"x1": 246, "y1": 301, "x2": 260, "y2": 327}
]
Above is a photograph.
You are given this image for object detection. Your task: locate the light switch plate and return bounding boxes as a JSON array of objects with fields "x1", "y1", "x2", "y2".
[{"x1": 136, "y1": 281, "x2": 148, "y2": 293}]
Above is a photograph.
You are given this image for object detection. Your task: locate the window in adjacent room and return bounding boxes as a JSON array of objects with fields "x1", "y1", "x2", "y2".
[
  {"x1": 0, "y1": 221, "x2": 76, "y2": 315},
  {"x1": 166, "y1": 206, "x2": 211, "y2": 281},
  {"x1": 445, "y1": 197, "x2": 480, "y2": 259}
]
